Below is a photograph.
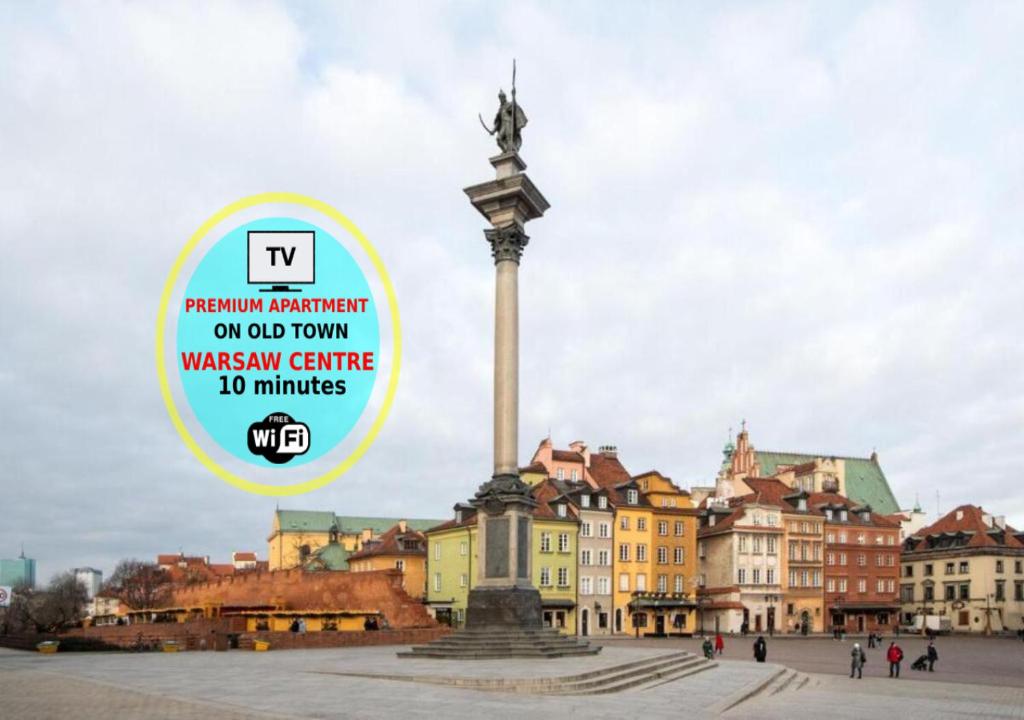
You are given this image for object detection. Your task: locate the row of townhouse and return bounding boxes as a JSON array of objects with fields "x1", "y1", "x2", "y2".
[
  {"x1": 425, "y1": 440, "x2": 701, "y2": 636},
  {"x1": 698, "y1": 476, "x2": 902, "y2": 635}
]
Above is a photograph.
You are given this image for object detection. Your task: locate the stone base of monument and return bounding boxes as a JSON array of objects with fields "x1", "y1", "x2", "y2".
[{"x1": 400, "y1": 585, "x2": 598, "y2": 659}]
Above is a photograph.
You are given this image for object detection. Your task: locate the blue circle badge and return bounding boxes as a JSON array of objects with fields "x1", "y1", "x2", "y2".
[{"x1": 176, "y1": 217, "x2": 379, "y2": 468}]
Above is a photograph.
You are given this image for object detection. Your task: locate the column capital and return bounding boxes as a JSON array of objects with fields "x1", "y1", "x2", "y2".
[{"x1": 485, "y1": 225, "x2": 529, "y2": 264}]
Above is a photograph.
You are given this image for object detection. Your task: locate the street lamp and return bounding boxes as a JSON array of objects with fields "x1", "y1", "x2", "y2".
[{"x1": 764, "y1": 594, "x2": 777, "y2": 637}]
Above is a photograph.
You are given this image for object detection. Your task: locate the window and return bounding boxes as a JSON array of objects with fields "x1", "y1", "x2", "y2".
[
  {"x1": 434, "y1": 543, "x2": 441, "y2": 560},
  {"x1": 739, "y1": 535, "x2": 748, "y2": 553},
  {"x1": 597, "y1": 577, "x2": 610, "y2": 595},
  {"x1": 857, "y1": 578, "x2": 866, "y2": 593},
  {"x1": 1016, "y1": 560, "x2": 1022, "y2": 574},
  {"x1": 598, "y1": 523, "x2": 611, "y2": 539},
  {"x1": 887, "y1": 554, "x2": 894, "y2": 567},
  {"x1": 459, "y1": 541, "x2": 467, "y2": 556},
  {"x1": 674, "y1": 575, "x2": 684, "y2": 593},
  {"x1": 598, "y1": 550, "x2": 610, "y2": 566},
  {"x1": 767, "y1": 537, "x2": 777, "y2": 555},
  {"x1": 657, "y1": 574, "x2": 668, "y2": 593},
  {"x1": 637, "y1": 517, "x2": 647, "y2": 531},
  {"x1": 580, "y1": 576, "x2": 592, "y2": 595},
  {"x1": 875, "y1": 554, "x2": 883, "y2": 567},
  {"x1": 959, "y1": 583, "x2": 970, "y2": 600},
  {"x1": 827, "y1": 552, "x2": 835, "y2": 566},
  {"x1": 924, "y1": 585, "x2": 934, "y2": 601},
  {"x1": 826, "y1": 532, "x2": 835, "y2": 543},
  {"x1": 598, "y1": 496, "x2": 608, "y2": 509},
  {"x1": 789, "y1": 569, "x2": 796, "y2": 587},
  {"x1": 620, "y1": 516, "x2": 630, "y2": 531},
  {"x1": 801, "y1": 521, "x2": 809, "y2": 534},
  {"x1": 558, "y1": 533, "x2": 570, "y2": 553},
  {"x1": 813, "y1": 570, "x2": 821, "y2": 587},
  {"x1": 557, "y1": 503, "x2": 567, "y2": 518},
  {"x1": 959, "y1": 561, "x2": 969, "y2": 574},
  {"x1": 557, "y1": 468, "x2": 564, "y2": 480},
  {"x1": 827, "y1": 578, "x2": 835, "y2": 592},
  {"x1": 455, "y1": 608, "x2": 464, "y2": 624},
  {"x1": 580, "y1": 494, "x2": 590, "y2": 508},
  {"x1": 738, "y1": 568, "x2": 747, "y2": 584},
  {"x1": 857, "y1": 533, "x2": 866, "y2": 545},
  {"x1": 767, "y1": 514, "x2": 777, "y2": 527},
  {"x1": 619, "y1": 573, "x2": 630, "y2": 591},
  {"x1": 840, "y1": 552, "x2": 847, "y2": 566},
  {"x1": 887, "y1": 579, "x2": 895, "y2": 593},
  {"x1": 657, "y1": 546, "x2": 668, "y2": 564},
  {"x1": 540, "y1": 532, "x2": 552, "y2": 553},
  {"x1": 752, "y1": 513, "x2": 761, "y2": 526},
  {"x1": 396, "y1": 559, "x2": 405, "y2": 571},
  {"x1": 944, "y1": 584, "x2": 956, "y2": 601},
  {"x1": 674, "y1": 547, "x2": 684, "y2": 564},
  {"x1": 571, "y1": 469, "x2": 579, "y2": 481},
  {"x1": 636, "y1": 573, "x2": 647, "y2": 591},
  {"x1": 540, "y1": 567, "x2": 551, "y2": 586},
  {"x1": 901, "y1": 585, "x2": 914, "y2": 602},
  {"x1": 619, "y1": 543, "x2": 630, "y2": 562},
  {"x1": 698, "y1": 542, "x2": 706, "y2": 560},
  {"x1": 766, "y1": 568, "x2": 775, "y2": 585},
  {"x1": 627, "y1": 489, "x2": 639, "y2": 505},
  {"x1": 580, "y1": 549, "x2": 592, "y2": 566},
  {"x1": 637, "y1": 544, "x2": 648, "y2": 562},
  {"x1": 788, "y1": 541, "x2": 797, "y2": 559},
  {"x1": 1015, "y1": 582, "x2": 1023, "y2": 602},
  {"x1": 581, "y1": 522, "x2": 592, "y2": 538},
  {"x1": 838, "y1": 578, "x2": 847, "y2": 592},
  {"x1": 752, "y1": 536, "x2": 761, "y2": 553},
  {"x1": 838, "y1": 531, "x2": 847, "y2": 543},
  {"x1": 753, "y1": 568, "x2": 761, "y2": 584},
  {"x1": 877, "y1": 579, "x2": 885, "y2": 593},
  {"x1": 557, "y1": 567, "x2": 569, "y2": 587},
  {"x1": 857, "y1": 554, "x2": 865, "y2": 567},
  {"x1": 675, "y1": 521, "x2": 684, "y2": 536},
  {"x1": 924, "y1": 563, "x2": 933, "y2": 576},
  {"x1": 459, "y1": 573, "x2": 467, "y2": 588},
  {"x1": 799, "y1": 570, "x2": 808, "y2": 587},
  {"x1": 945, "y1": 563, "x2": 954, "y2": 575},
  {"x1": 996, "y1": 560, "x2": 1004, "y2": 573},
  {"x1": 433, "y1": 573, "x2": 441, "y2": 591},
  {"x1": 904, "y1": 565, "x2": 913, "y2": 577},
  {"x1": 658, "y1": 521, "x2": 668, "y2": 536},
  {"x1": 825, "y1": 509, "x2": 834, "y2": 521}
]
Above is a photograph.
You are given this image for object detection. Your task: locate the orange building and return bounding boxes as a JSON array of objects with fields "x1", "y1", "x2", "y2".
[{"x1": 347, "y1": 522, "x2": 428, "y2": 599}]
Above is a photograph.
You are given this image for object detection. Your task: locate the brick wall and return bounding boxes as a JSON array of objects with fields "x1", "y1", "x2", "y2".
[
  {"x1": 170, "y1": 568, "x2": 436, "y2": 628},
  {"x1": 238, "y1": 626, "x2": 450, "y2": 650}
]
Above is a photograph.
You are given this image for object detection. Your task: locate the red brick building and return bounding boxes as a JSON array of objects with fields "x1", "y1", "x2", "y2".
[{"x1": 815, "y1": 494, "x2": 901, "y2": 633}]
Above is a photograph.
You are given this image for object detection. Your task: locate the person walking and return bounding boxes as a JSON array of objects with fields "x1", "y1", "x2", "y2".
[
  {"x1": 702, "y1": 636, "x2": 714, "y2": 660},
  {"x1": 715, "y1": 632, "x2": 724, "y2": 655},
  {"x1": 887, "y1": 640, "x2": 904, "y2": 678},
  {"x1": 927, "y1": 640, "x2": 938, "y2": 672},
  {"x1": 867, "y1": 632, "x2": 876, "y2": 649},
  {"x1": 753, "y1": 635, "x2": 767, "y2": 663},
  {"x1": 850, "y1": 642, "x2": 866, "y2": 679}
]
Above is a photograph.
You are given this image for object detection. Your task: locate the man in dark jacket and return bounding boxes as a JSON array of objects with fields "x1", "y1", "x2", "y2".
[
  {"x1": 927, "y1": 641, "x2": 938, "y2": 672},
  {"x1": 753, "y1": 635, "x2": 767, "y2": 662}
]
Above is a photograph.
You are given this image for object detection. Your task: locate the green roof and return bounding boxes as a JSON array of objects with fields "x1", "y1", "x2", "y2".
[
  {"x1": 276, "y1": 511, "x2": 443, "y2": 535},
  {"x1": 755, "y1": 451, "x2": 900, "y2": 515},
  {"x1": 305, "y1": 543, "x2": 351, "y2": 571}
]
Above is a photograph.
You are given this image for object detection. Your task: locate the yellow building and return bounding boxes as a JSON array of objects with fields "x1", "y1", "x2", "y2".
[
  {"x1": 347, "y1": 522, "x2": 429, "y2": 600},
  {"x1": 267, "y1": 510, "x2": 441, "y2": 570},
  {"x1": 532, "y1": 479, "x2": 580, "y2": 633},
  {"x1": 424, "y1": 506, "x2": 478, "y2": 627}
]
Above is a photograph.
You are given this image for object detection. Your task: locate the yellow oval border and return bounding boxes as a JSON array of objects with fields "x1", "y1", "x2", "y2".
[{"x1": 155, "y1": 192, "x2": 401, "y2": 496}]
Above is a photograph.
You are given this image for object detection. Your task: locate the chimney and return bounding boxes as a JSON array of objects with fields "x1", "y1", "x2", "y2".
[
  {"x1": 994, "y1": 515, "x2": 1006, "y2": 529},
  {"x1": 870, "y1": 450, "x2": 878, "y2": 464},
  {"x1": 398, "y1": 519, "x2": 407, "y2": 533},
  {"x1": 598, "y1": 444, "x2": 618, "y2": 458},
  {"x1": 569, "y1": 440, "x2": 591, "y2": 467}
]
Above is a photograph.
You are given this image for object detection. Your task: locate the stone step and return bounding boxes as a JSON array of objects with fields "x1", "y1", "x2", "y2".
[
  {"x1": 542, "y1": 654, "x2": 710, "y2": 695},
  {"x1": 420, "y1": 640, "x2": 593, "y2": 651},
  {"x1": 561, "y1": 658, "x2": 716, "y2": 695},
  {"x1": 398, "y1": 646, "x2": 600, "y2": 659}
]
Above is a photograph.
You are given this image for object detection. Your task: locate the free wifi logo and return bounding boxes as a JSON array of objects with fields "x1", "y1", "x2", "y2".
[{"x1": 247, "y1": 412, "x2": 310, "y2": 464}]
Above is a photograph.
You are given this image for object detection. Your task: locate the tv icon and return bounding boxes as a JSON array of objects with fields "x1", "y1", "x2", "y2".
[{"x1": 247, "y1": 231, "x2": 315, "y2": 293}]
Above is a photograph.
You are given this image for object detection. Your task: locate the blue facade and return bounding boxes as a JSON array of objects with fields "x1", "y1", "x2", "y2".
[{"x1": 0, "y1": 556, "x2": 37, "y2": 588}]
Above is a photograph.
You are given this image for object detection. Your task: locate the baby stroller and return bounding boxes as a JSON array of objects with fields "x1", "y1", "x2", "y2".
[{"x1": 910, "y1": 653, "x2": 929, "y2": 671}]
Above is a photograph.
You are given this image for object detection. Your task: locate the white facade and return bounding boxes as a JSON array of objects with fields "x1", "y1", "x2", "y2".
[{"x1": 73, "y1": 567, "x2": 102, "y2": 599}]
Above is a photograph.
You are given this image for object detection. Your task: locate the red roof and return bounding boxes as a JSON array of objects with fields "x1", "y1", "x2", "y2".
[
  {"x1": 808, "y1": 492, "x2": 900, "y2": 528},
  {"x1": 552, "y1": 449, "x2": 584, "y2": 463},
  {"x1": 588, "y1": 452, "x2": 632, "y2": 503},
  {"x1": 519, "y1": 462, "x2": 548, "y2": 474},
  {"x1": 531, "y1": 478, "x2": 579, "y2": 520},
  {"x1": 349, "y1": 523, "x2": 427, "y2": 560},
  {"x1": 912, "y1": 505, "x2": 1022, "y2": 549},
  {"x1": 233, "y1": 552, "x2": 257, "y2": 561}
]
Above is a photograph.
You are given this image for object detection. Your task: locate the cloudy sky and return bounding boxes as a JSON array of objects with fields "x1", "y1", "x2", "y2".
[{"x1": 2, "y1": 1, "x2": 1022, "y2": 583}]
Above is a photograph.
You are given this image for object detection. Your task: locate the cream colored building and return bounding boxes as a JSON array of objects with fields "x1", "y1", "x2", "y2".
[{"x1": 900, "y1": 505, "x2": 1024, "y2": 633}]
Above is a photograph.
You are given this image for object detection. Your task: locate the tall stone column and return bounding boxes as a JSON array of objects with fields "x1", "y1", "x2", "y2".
[{"x1": 463, "y1": 151, "x2": 549, "y2": 627}]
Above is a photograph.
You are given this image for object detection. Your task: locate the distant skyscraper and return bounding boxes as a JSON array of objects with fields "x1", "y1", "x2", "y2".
[
  {"x1": 0, "y1": 549, "x2": 37, "y2": 589},
  {"x1": 73, "y1": 567, "x2": 103, "y2": 598}
]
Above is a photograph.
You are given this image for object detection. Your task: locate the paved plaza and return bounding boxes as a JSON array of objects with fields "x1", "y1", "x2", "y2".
[{"x1": 1, "y1": 637, "x2": 1023, "y2": 719}]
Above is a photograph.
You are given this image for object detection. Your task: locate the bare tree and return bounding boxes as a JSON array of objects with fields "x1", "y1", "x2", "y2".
[
  {"x1": 103, "y1": 559, "x2": 170, "y2": 610},
  {"x1": 3, "y1": 575, "x2": 87, "y2": 633}
]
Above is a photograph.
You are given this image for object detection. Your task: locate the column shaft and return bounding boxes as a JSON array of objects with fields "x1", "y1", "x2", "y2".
[{"x1": 494, "y1": 259, "x2": 518, "y2": 477}]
